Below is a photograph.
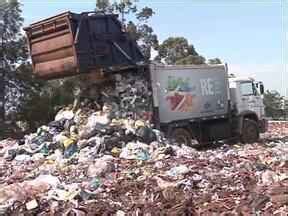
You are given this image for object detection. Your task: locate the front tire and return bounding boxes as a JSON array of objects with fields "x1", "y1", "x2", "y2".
[{"x1": 241, "y1": 119, "x2": 259, "y2": 144}]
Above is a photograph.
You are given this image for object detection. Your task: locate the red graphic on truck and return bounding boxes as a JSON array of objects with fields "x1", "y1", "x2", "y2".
[{"x1": 165, "y1": 76, "x2": 196, "y2": 112}]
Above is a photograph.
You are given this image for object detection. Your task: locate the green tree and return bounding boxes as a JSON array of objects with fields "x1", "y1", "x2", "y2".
[
  {"x1": 96, "y1": 0, "x2": 112, "y2": 12},
  {"x1": 263, "y1": 90, "x2": 285, "y2": 120},
  {"x1": 282, "y1": 98, "x2": 288, "y2": 120},
  {"x1": 176, "y1": 55, "x2": 206, "y2": 65},
  {"x1": 95, "y1": 0, "x2": 158, "y2": 60},
  {"x1": 0, "y1": 0, "x2": 59, "y2": 133},
  {"x1": 156, "y1": 37, "x2": 205, "y2": 65},
  {"x1": 208, "y1": 58, "x2": 222, "y2": 65},
  {"x1": 0, "y1": 0, "x2": 51, "y2": 135},
  {"x1": 18, "y1": 76, "x2": 77, "y2": 130},
  {"x1": 0, "y1": 0, "x2": 26, "y2": 121}
]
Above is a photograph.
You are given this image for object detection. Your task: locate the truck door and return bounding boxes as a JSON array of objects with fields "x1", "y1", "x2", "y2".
[{"x1": 238, "y1": 81, "x2": 263, "y2": 117}]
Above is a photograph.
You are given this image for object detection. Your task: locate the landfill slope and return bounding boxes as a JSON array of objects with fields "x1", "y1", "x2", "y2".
[{"x1": 0, "y1": 71, "x2": 287, "y2": 215}]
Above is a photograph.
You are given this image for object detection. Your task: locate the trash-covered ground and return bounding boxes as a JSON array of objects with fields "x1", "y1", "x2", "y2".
[
  {"x1": 0, "y1": 72, "x2": 287, "y2": 215},
  {"x1": 1, "y1": 117, "x2": 287, "y2": 215}
]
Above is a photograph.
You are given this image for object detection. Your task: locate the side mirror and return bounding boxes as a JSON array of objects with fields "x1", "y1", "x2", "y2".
[{"x1": 260, "y1": 84, "x2": 264, "y2": 95}]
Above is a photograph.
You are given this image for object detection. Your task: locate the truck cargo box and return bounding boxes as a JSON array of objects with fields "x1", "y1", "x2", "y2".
[
  {"x1": 150, "y1": 64, "x2": 229, "y2": 123},
  {"x1": 24, "y1": 11, "x2": 144, "y2": 79}
]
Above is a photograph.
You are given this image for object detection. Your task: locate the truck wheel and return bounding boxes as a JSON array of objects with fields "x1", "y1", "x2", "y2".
[
  {"x1": 171, "y1": 128, "x2": 191, "y2": 146},
  {"x1": 241, "y1": 119, "x2": 259, "y2": 144}
]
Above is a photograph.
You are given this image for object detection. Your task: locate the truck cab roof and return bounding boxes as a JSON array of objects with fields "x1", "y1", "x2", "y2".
[{"x1": 229, "y1": 76, "x2": 255, "y2": 83}]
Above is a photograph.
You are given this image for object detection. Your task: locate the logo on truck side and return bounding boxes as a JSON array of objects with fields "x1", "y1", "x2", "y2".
[
  {"x1": 165, "y1": 76, "x2": 223, "y2": 113},
  {"x1": 165, "y1": 76, "x2": 196, "y2": 112}
]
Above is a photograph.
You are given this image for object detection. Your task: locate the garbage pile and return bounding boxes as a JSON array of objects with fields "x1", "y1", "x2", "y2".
[
  {"x1": 0, "y1": 70, "x2": 288, "y2": 214},
  {"x1": 262, "y1": 121, "x2": 288, "y2": 141}
]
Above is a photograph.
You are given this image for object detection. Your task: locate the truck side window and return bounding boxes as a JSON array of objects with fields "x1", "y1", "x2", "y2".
[
  {"x1": 252, "y1": 83, "x2": 258, "y2": 96},
  {"x1": 240, "y1": 82, "x2": 254, "y2": 96}
]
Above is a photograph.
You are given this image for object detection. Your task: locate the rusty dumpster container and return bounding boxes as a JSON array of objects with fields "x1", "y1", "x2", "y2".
[{"x1": 24, "y1": 11, "x2": 144, "y2": 79}]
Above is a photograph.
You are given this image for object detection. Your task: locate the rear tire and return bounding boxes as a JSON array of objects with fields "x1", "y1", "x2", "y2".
[
  {"x1": 170, "y1": 128, "x2": 199, "y2": 147},
  {"x1": 171, "y1": 128, "x2": 191, "y2": 146},
  {"x1": 241, "y1": 119, "x2": 259, "y2": 144}
]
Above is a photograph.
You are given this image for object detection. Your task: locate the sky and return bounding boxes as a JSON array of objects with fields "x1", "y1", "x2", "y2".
[{"x1": 20, "y1": 0, "x2": 287, "y2": 96}]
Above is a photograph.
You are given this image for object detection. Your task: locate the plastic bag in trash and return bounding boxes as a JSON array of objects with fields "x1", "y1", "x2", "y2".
[
  {"x1": 55, "y1": 109, "x2": 74, "y2": 121},
  {"x1": 88, "y1": 177, "x2": 101, "y2": 190},
  {"x1": 63, "y1": 143, "x2": 78, "y2": 158},
  {"x1": 25, "y1": 199, "x2": 38, "y2": 210},
  {"x1": 120, "y1": 141, "x2": 150, "y2": 161},
  {"x1": 166, "y1": 165, "x2": 190, "y2": 177},
  {"x1": 14, "y1": 154, "x2": 31, "y2": 162},
  {"x1": 136, "y1": 126, "x2": 157, "y2": 144},
  {"x1": 87, "y1": 112, "x2": 111, "y2": 128},
  {"x1": 87, "y1": 155, "x2": 115, "y2": 177},
  {"x1": 63, "y1": 138, "x2": 77, "y2": 149},
  {"x1": 4, "y1": 148, "x2": 17, "y2": 161}
]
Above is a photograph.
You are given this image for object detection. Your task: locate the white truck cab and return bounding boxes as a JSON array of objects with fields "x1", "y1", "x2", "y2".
[
  {"x1": 229, "y1": 76, "x2": 267, "y2": 143},
  {"x1": 229, "y1": 77, "x2": 265, "y2": 117}
]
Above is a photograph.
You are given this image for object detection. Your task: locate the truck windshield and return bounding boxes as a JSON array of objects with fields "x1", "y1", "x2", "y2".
[{"x1": 240, "y1": 82, "x2": 255, "y2": 96}]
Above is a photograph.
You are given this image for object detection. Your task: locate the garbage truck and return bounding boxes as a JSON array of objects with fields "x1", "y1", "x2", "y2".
[{"x1": 24, "y1": 11, "x2": 267, "y2": 145}]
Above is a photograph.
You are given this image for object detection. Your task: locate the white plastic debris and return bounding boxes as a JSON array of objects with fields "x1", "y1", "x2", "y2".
[
  {"x1": 87, "y1": 112, "x2": 111, "y2": 128},
  {"x1": 34, "y1": 174, "x2": 61, "y2": 188},
  {"x1": 116, "y1": 210, "x2": 126, "y2": 216},
  {"x1": 55, "y1": 110, "x2": 74, "y2": 121},
  {"x1": 87, "y1": 155, "x2": 115, "y2": 177},
  {"x1": 26, "y1": 199, "x2": 38, "y2": 210},
  {"x1": 120, "y1": 141, "x2": 150, "y2": 161},
  {"x1": 14, "y1": 154, "x2": 31, "y2": 162},
  {"x1": 166, "y1": 165, "x2": 190, "y2": 177}
]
